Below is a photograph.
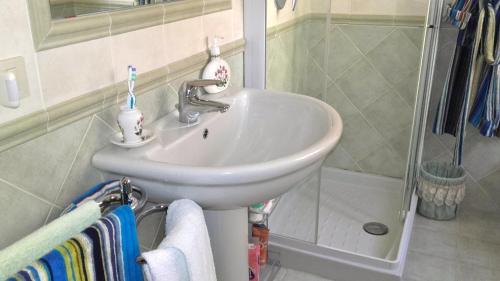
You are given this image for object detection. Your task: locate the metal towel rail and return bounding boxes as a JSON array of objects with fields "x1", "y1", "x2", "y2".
[
  {"x1": 97, "y1": 177, "x2": 169, "y2": 265},
  {"x1": 135, "y1": 203, "x2": 169, "y2": 265},
  {"x1": 93, "y1": 177, "x2": 148, "y2": 214}
]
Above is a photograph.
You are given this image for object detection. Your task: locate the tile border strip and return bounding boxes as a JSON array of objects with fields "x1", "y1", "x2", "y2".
[
  {"x1": 0, "y1": 38, "x2": 245, "y2": 152},
  {"x1": 332, "y1": 14, "x2": 426, "y2": 27},
  {"x1": 266, "y1": 13, "x2": 426, "y2": 39}
]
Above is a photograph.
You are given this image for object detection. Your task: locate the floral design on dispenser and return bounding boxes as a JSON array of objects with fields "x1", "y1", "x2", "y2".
[{"x1": 214, "y1": 65, "x2": 229, "y2": 87}]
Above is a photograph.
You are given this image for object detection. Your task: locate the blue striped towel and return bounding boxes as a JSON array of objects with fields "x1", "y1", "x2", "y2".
[
  {"x1": 61, "y1": 180, "x2": 120, "y2": 215},
  {"x1": 7, "y1": 206, "x2": 143, "y2": 281}
]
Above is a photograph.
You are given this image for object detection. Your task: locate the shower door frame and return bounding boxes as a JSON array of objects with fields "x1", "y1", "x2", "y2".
[
  {"x1": 243, "y1": 0, "x2": 266, "y2": 89},
  {"x1": 400, "y1": 0, "x2": 445, "y2": 218}
]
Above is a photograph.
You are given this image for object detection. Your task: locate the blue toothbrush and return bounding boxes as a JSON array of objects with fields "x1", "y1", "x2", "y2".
[{"x1": 127, "y1": 65, "x2": 137, "y2": 109}]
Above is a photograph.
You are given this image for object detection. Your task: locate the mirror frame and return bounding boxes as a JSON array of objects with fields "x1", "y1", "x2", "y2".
[{"x1": 27, "y1": 0, "x2": 232, "y2": 51}]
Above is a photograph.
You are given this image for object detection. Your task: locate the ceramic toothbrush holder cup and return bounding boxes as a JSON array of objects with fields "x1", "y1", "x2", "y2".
[{"x1": 117, "y1": 106, "x2": 144, "y2": 144}]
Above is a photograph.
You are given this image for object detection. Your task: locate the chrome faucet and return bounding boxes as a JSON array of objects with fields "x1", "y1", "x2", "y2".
[{"x1": 177, "y1": 79, "x2": 230, "y2": 123}]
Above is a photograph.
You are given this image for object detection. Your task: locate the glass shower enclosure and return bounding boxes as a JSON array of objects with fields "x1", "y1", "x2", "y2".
[{"x1": 260, "y1": 0, "x2": 434, "y2": 279}]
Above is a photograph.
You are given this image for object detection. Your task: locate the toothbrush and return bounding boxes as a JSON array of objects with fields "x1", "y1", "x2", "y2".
[{"x1": 127, "y1": 65, "x2": 137, "y2": 109}]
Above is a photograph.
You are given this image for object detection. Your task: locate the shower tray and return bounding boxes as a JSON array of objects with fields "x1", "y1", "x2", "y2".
[{"x1": 268, "y1": 167, "x2": 418, "y2": 281}]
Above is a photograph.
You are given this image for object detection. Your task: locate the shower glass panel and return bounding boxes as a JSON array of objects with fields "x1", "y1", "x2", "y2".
[
  {"x1": 266, "y1": 0, "x2": 330, "y2": 243},
  {"x1": 317, "y1": 1, "x2": 428, "y2": 258},
  {"x1": 266, "y1": 0, "x2": 429, "y2": 260}
]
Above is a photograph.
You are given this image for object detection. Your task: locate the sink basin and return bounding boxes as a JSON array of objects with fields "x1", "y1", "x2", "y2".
[
  {"x1": 93, "y1": 88, "x2": 342, "y2": 281},
  {"x1": 93, "y1": 88, "x2": 342, "y2": 210}
]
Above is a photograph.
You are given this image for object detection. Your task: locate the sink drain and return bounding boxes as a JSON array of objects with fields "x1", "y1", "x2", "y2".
[{"x1": 363, "y1": 222, "x2": 389, "y2": 236}]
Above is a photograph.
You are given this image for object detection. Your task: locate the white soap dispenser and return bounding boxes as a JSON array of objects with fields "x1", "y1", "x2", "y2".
[{"x1": 202, "y1": 36, "x2": 231, "y2": 94}]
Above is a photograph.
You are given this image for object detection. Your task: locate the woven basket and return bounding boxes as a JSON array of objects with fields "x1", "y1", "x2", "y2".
[{"x1": 417, "y1": 161, "x2": 466, "y2": 220}]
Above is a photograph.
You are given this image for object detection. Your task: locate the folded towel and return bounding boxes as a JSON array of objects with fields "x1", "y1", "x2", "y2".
[
  {"x1": 7, "y1": 205, "x2": 143, "y2": 281},
  {"x1": 0, "y1": 201, "x2": 101, "y2": 280},
  {"x1": 155, "y1": 199, "x2": 217, "y2": 281},
  {"x1": 142, "y1": 247, "x2": 190, "y2": 281}
]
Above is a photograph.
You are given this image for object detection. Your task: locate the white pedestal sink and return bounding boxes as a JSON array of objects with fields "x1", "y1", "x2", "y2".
[{"x1": 93, "y1": 88, "x2": 342, "y2": 280}]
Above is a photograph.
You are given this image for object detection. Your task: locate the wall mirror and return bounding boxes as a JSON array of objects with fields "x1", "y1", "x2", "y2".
[
  {"x1": 49, "y1": 0, "x2": 182, "y2": 19},
  {"x1": 26, "y1": 0, "x2": 231, "y2": 51}
]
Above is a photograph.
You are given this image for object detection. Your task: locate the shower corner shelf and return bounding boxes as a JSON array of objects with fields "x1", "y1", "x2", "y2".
[
  {"x1": 249, "y1": 197, "x2": 280, "y2": 226},
  {"x1": 261, "y1": 258, "x2": 281, "y2": 281}
]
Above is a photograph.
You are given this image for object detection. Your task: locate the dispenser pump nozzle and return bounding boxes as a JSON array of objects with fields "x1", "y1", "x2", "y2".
[{"x1": 210, "y1": 36, "x2": 222, "y2": 57}]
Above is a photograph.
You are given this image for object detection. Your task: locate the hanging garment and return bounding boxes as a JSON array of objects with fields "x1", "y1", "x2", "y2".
[
  {"x1": 446, "y1": 0, "x2": 476, "y2": 28},
  {"x1": 433, "y1": 0, "x2": 499, "y2": 165},
  {"x1": 433, "y1": 1, "x2": 481, "y2": 136},
  {"x1": 469, "y1": 67, "x2": 492, "y2": 126},
  {"x1": 469, "y1": 1, "x2": 500, "y2": 137},
  {"x1": 484, "y1": 6, "x2": 497, "y2": 63},
  {"x1": 443, "y1": 28, "x2": 475, "y2": 135},
  {"x1": 454, "y1": 1, "x2": 492, "y2": 165},
  {"x1": 7, "y1": 206, "x2": 143, "y2": 281}
]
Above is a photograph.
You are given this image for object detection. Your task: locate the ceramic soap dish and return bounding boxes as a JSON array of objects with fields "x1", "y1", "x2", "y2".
[{"x1": 110, "y1": 129, "x2": 156, "y2": 148}]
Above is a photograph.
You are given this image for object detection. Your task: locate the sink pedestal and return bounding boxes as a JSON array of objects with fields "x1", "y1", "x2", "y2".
[{"x1": 204, "y1": 207, "x2": 249, "y2": 281}]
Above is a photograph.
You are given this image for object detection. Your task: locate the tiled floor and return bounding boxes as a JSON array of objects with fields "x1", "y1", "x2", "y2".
[
  {"x1": 273, "y1": 174, "x2": 500, "y2": 281},
  {"x1": 402, "y1": 177, "x2": 500, "y2": 281}
]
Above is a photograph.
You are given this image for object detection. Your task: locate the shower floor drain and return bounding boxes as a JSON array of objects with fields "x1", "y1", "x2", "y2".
[{"x1": 363, "y1": 222, "x2": 389, "y2": 236}]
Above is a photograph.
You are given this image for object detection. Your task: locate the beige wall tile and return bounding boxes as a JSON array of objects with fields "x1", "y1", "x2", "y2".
[
  {"x1": 35, "y1": 4, "x2": 241, "y2": 107},
  {"x1": 293, "y1": 0, "x2": 310, "y2": 15},
  {"x1": 351, "y1": 0, "x2": 396, "y2": 16},
  {"x1": 0, "y1": 0, "x2": 44, "y2": 124},
  {"x1": 203, "y1": 9, "x2": 234, "y2": 47},
  {"x1": 308, "y1": 0, "x2": 330, "y2": 14},
  {"x1": 232, "y1": 0, "x2": 244, "y2": 39},
  {"x1": 330, "y1": 0, "x2": 351, "y2": 14},
  {"x1": 338, "y1": 0, "x2": 428, "y2": 17},
  {"x1": 395, "y1": 0, "x2": 429, "y2": 17},
  {"x1": 163, "y1": 16, "x2": 205, "y2": 64},
  {"x1": 110, "y1": 25, "x2": 167, "y2": 83},
  {"x1": 267, "y1": 0, "x2": 306, "y2": 28},
  {"x1": 37, "y1": 37, "x2": 115, "y2": 106},
  {"x1": 266, "y1": 0, "x2": 279, "y2": 28}
]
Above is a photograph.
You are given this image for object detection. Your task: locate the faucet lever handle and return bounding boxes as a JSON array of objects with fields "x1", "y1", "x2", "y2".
[
  {"x1": 186, "y1": 79, "x2": 225, "y2": 89},
  {"x1": 184, "y1": 111, "x2": 200, "y2": 123}
]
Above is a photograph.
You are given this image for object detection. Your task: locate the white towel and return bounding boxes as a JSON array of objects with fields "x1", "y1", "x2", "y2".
[
  {"x1": 144, "y1": 199, "x2": 217, "y2": 281},
  {"x1": 142, "y1": 247, "x2": 190, "y2": 281}
]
